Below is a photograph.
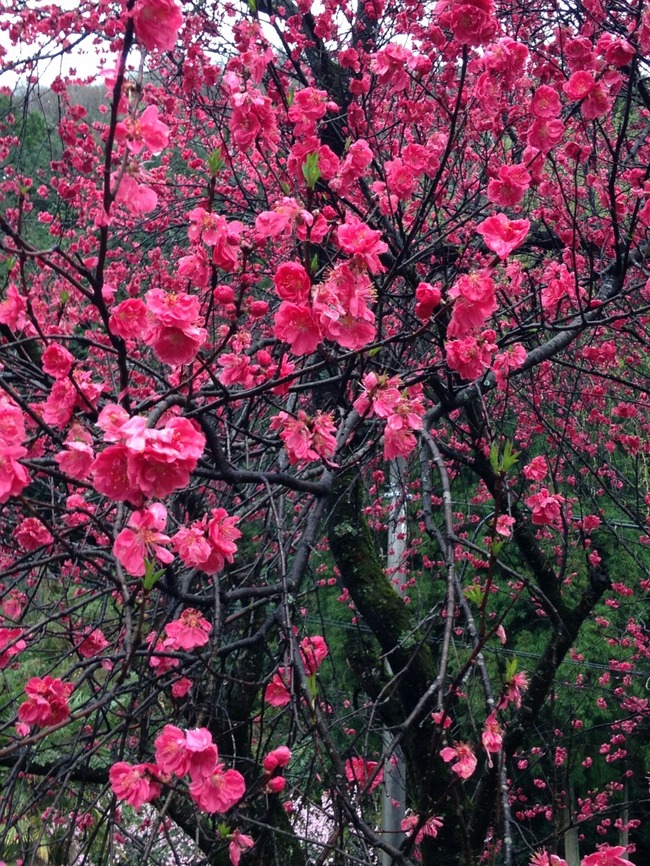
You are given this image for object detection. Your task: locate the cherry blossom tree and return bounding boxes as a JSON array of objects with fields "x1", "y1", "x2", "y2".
[{"x1": 1, "y1": 0, "x2": 650, "y2": 864}]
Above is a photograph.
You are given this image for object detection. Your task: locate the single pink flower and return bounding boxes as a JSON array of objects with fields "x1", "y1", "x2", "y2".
[
  {"x1": 115, "y1": 105, "x2": 169, "y2": 155},
  {"x1": 112, "y1": 503, "x2": 174, "y2": 576},
  {"x1": 481, "y1": 713, "x2": 503, "y2": 765},
  {"x1": 530, "y1": 852, "x2": 568, "y2": 866},
  {"x1": 440, "y1": 742, "x2": 477, "y2": 779},
  {"x1": 274, "y1": 302, "x2": 322, "y2": 356},
  {"x1": 189, "y1": 765, "x2": 246, "y2": 813},
  {"x1": 525, "y1": 487, "x2": 564, "y2": 526},
  {"x1": 132, "y1": 0, "x2": 183, "y2": 52},
  {"x1": 499, "y1": 670, "x2": 528, "y2": 710},
  {"x1": 476, "y1": 213, "x2": 530, "y2": 258},
  {"x1": 274, "y1": 262, "x2": 311, "y2": 303},
  {"x1": 109, "y1": 762, "x2": 161, "y2": 810},
  {"x1": 530, "y1": 85, "x2": 562, "y2": 118},
  {"x1": 77, "y1": 628, "x2": 109, "y2": 659},
  {"x1": 229, "y1": 830, "x2": 254, "y2": 866},
  {"x1": 300, "y1": 635, "x2": 329, "y2": 675},
  {"x1": 165, "y1": 608, "x2": 212, "y2": 651},
  {"x1": 265, "y1": 668, "x2": 292, "y2": 707},
  {"x1": 42, "y1": 342, "x2": 74, "y2": 379},
  {"x1": 0, "y1": 628, "x2": 27, "y2": 669},
  {"x1": 15, "y1": 517, "x2": 53, "y2": 550},
  {"x1": 580, "y1": 846, "x2": 634, "y2": 866}
]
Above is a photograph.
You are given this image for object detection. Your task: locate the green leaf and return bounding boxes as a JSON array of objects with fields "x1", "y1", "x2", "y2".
[
  {"x1": 302, "y1": 152, "x2": 321, "y2": 190},
  {"x1": 207, "y1": 149, "x2": 224, "y2": 178},
  {"x1": 142, "y1": 559, "x2": 164, "y2": 592},
  {"x1": 464, "y1": 585, "x2": 484, "y2": 606},
  {"x1": 505, "y1": 657, "x2": 518, "y2": 681}
]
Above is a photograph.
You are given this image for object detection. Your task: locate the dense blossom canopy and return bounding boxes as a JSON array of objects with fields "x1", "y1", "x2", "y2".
[{"x1": 1, "y1": 0, "x2": 650, "y2": 864}]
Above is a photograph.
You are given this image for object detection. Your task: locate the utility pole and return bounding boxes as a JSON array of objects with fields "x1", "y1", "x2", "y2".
[{"x1": 381, "y1": 458, "x2": 407, "y2": 866}]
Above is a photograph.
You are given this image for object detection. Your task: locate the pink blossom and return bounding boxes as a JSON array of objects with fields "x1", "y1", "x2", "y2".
[
  {"x1": 145, "y1": 288, "x2": 200, "y2": 329},
  {"x1": 526, "y1": 488, "x2": 564, "y2": 525},
  {"x1": 0, "y1": 628, "x2": 27, "y2": 669},
  {"x1": 329, "y1": 139, "x2": 373, "y2": 192},
  {"x1": 487, "y1": 164, "x2": 531, "y2": 208},
  {"x1": 300, "y1": 635, "x2": 328, "y2": 675},
  {"x1": 440, "y1": 742, "x2": 477, "y2": 779},
  {"x1": 530, "y1": 852, "x2": 568, "y2": 866},
  {"x1": 18, "y1": 676, "x2": 74, "y2": 728},
  {"x1": 414, "y1": 282, "x2": 442, "y2": 321},
  {"x1": 274, "y1": 262, "x2": 311, "y2": 303},
  {"x1": 109, "y1": 762, "x2": 161, "y2": 810},
  {"x1": 527, "y1": 117, "x2": 565, "y2": 152},
  {"x1": 42, "y1": 343, "x2": 74, "y2": 379},
  {"x1": 115, "y1": 105, "x2": 169, "y2": 155},
  {"x1": 446, "y1": 331, "x2": 497, "y2": 381},
  {"x1": 114, "y1": 171, "x2": 158, "y2": 214},
  {"x1": 274, "y1": 302, "x2": 322, "y2": 356},
  {"x1": 481, "y1": 713, "x2": 503, "y2": 765},
  {"x1": 492, "y1": 343, "x2": 527, "y2": 389},
  {"x1": 112, "y1": 503, "x2": 174, "y2": 576},
  {"x1": 15, "y1": 517, "x2": 52, "y2": 550},
  {"x1": 523, "y1": 456, "x2": 548, "y2": 481},
  {"x1": 132, "y1": 0, "x2": 183, "y2": 52},
  {"x1": 345, "y1": 757, "x2": 383, "y2": 791},
  {"x1": 0, "y1": 445, "x2": 30, "y2": 503},
  {"x1": 400, "y1": 815, "x2": 442, "y2": 844},
  {"x1": 580, "y1": 847, "x2": 634, "y2": 866},
  {"x1": 54, "y1": 424, "x2": 95, "y2": 480},
  {"x1": 155, "y1": 724, "x2": 192, "y2": 777},
  {"x1": 264, "y1": 668, "x2": 292, "y2": 707},
  {"x1": 171, "y1": 677, "x2": 192, "y2": 699},
  {"x1": 476, "y1": 213, "x2": 530, "y2": 258},
  {"x1": 263, "y1": 745, "x2": 292, "y2": 773},
  {"x1": 147, "y1": 322, "x2": 207, "y2": 366},
  {"x1": 77, "y1": 628, "x2": 109, "y2": 659},
  {"x1": 0, "y1": 284, "x2": 27, "y2": 330},
  {"x1": 166, "y1": 608, "x2": 212, "y2": 651},
  {"x1": 438, "y1": 0, "x2": 497, "y2": 47},
  {"x1": 530, "y1": 85, "x2": 562, "y2": 118},
  {"x1": 270, "y1": 410, "x2": 336, "y2": 465},
  {"x1": 353, "y1": 372, "x2": 402, "y2": 419},
  {"x1": 229, "y1": 830, "x2": 254, "y2": 866},
  {"x1": 498, "y1": 670, "x2": 528, "y2": 710},
  {"x1": 189, "y1": 765, "x2": 246, "y2": 813},
  {"x1": 495, "y1": 514, "x2": 515, "y2": 537},
  {"x1": 337, "y1": 215, "x2": 387, "y2": 274}
]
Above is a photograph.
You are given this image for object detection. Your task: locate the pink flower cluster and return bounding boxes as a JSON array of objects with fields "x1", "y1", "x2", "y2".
[
  {"x1": 264, "y1": 635, "x2": 329, "y2": 707},
  {"x1": 270, "y1": 410, "x2": 337, "y2": 466},
  {"x1": 110, "y1": 725, "x2": 247, "y2": 814},
  {"x1": 144, "y1": 287, "x2": 208, "y2": 366},
  {"x1": 529, "y1": 846, "x2": 634, "y2": 866},
  {"x1": 400, "y1": 813, "x2": 443, "y2": 861},
  {"x1": 0, "y1": 395, "x2": 30, "y2": 503},
  {"x1": 273, "y1": 259, "x2": 377, "y2": 356},
  {"x1": 18, "y1": 676, "x2": 74, "y2": 728},
  {"x1": 526, "y1": 488, "x2": 565, "y2": 526},
  {"x1": 353, "y1": 373, "x2": 424, "y2": 460},
  {"x1": 91, "y1": 405, "x2": 205, "y2": 504},
  {"x1": 172, "y1": 507, "x2": 242, "y2": 574}
]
